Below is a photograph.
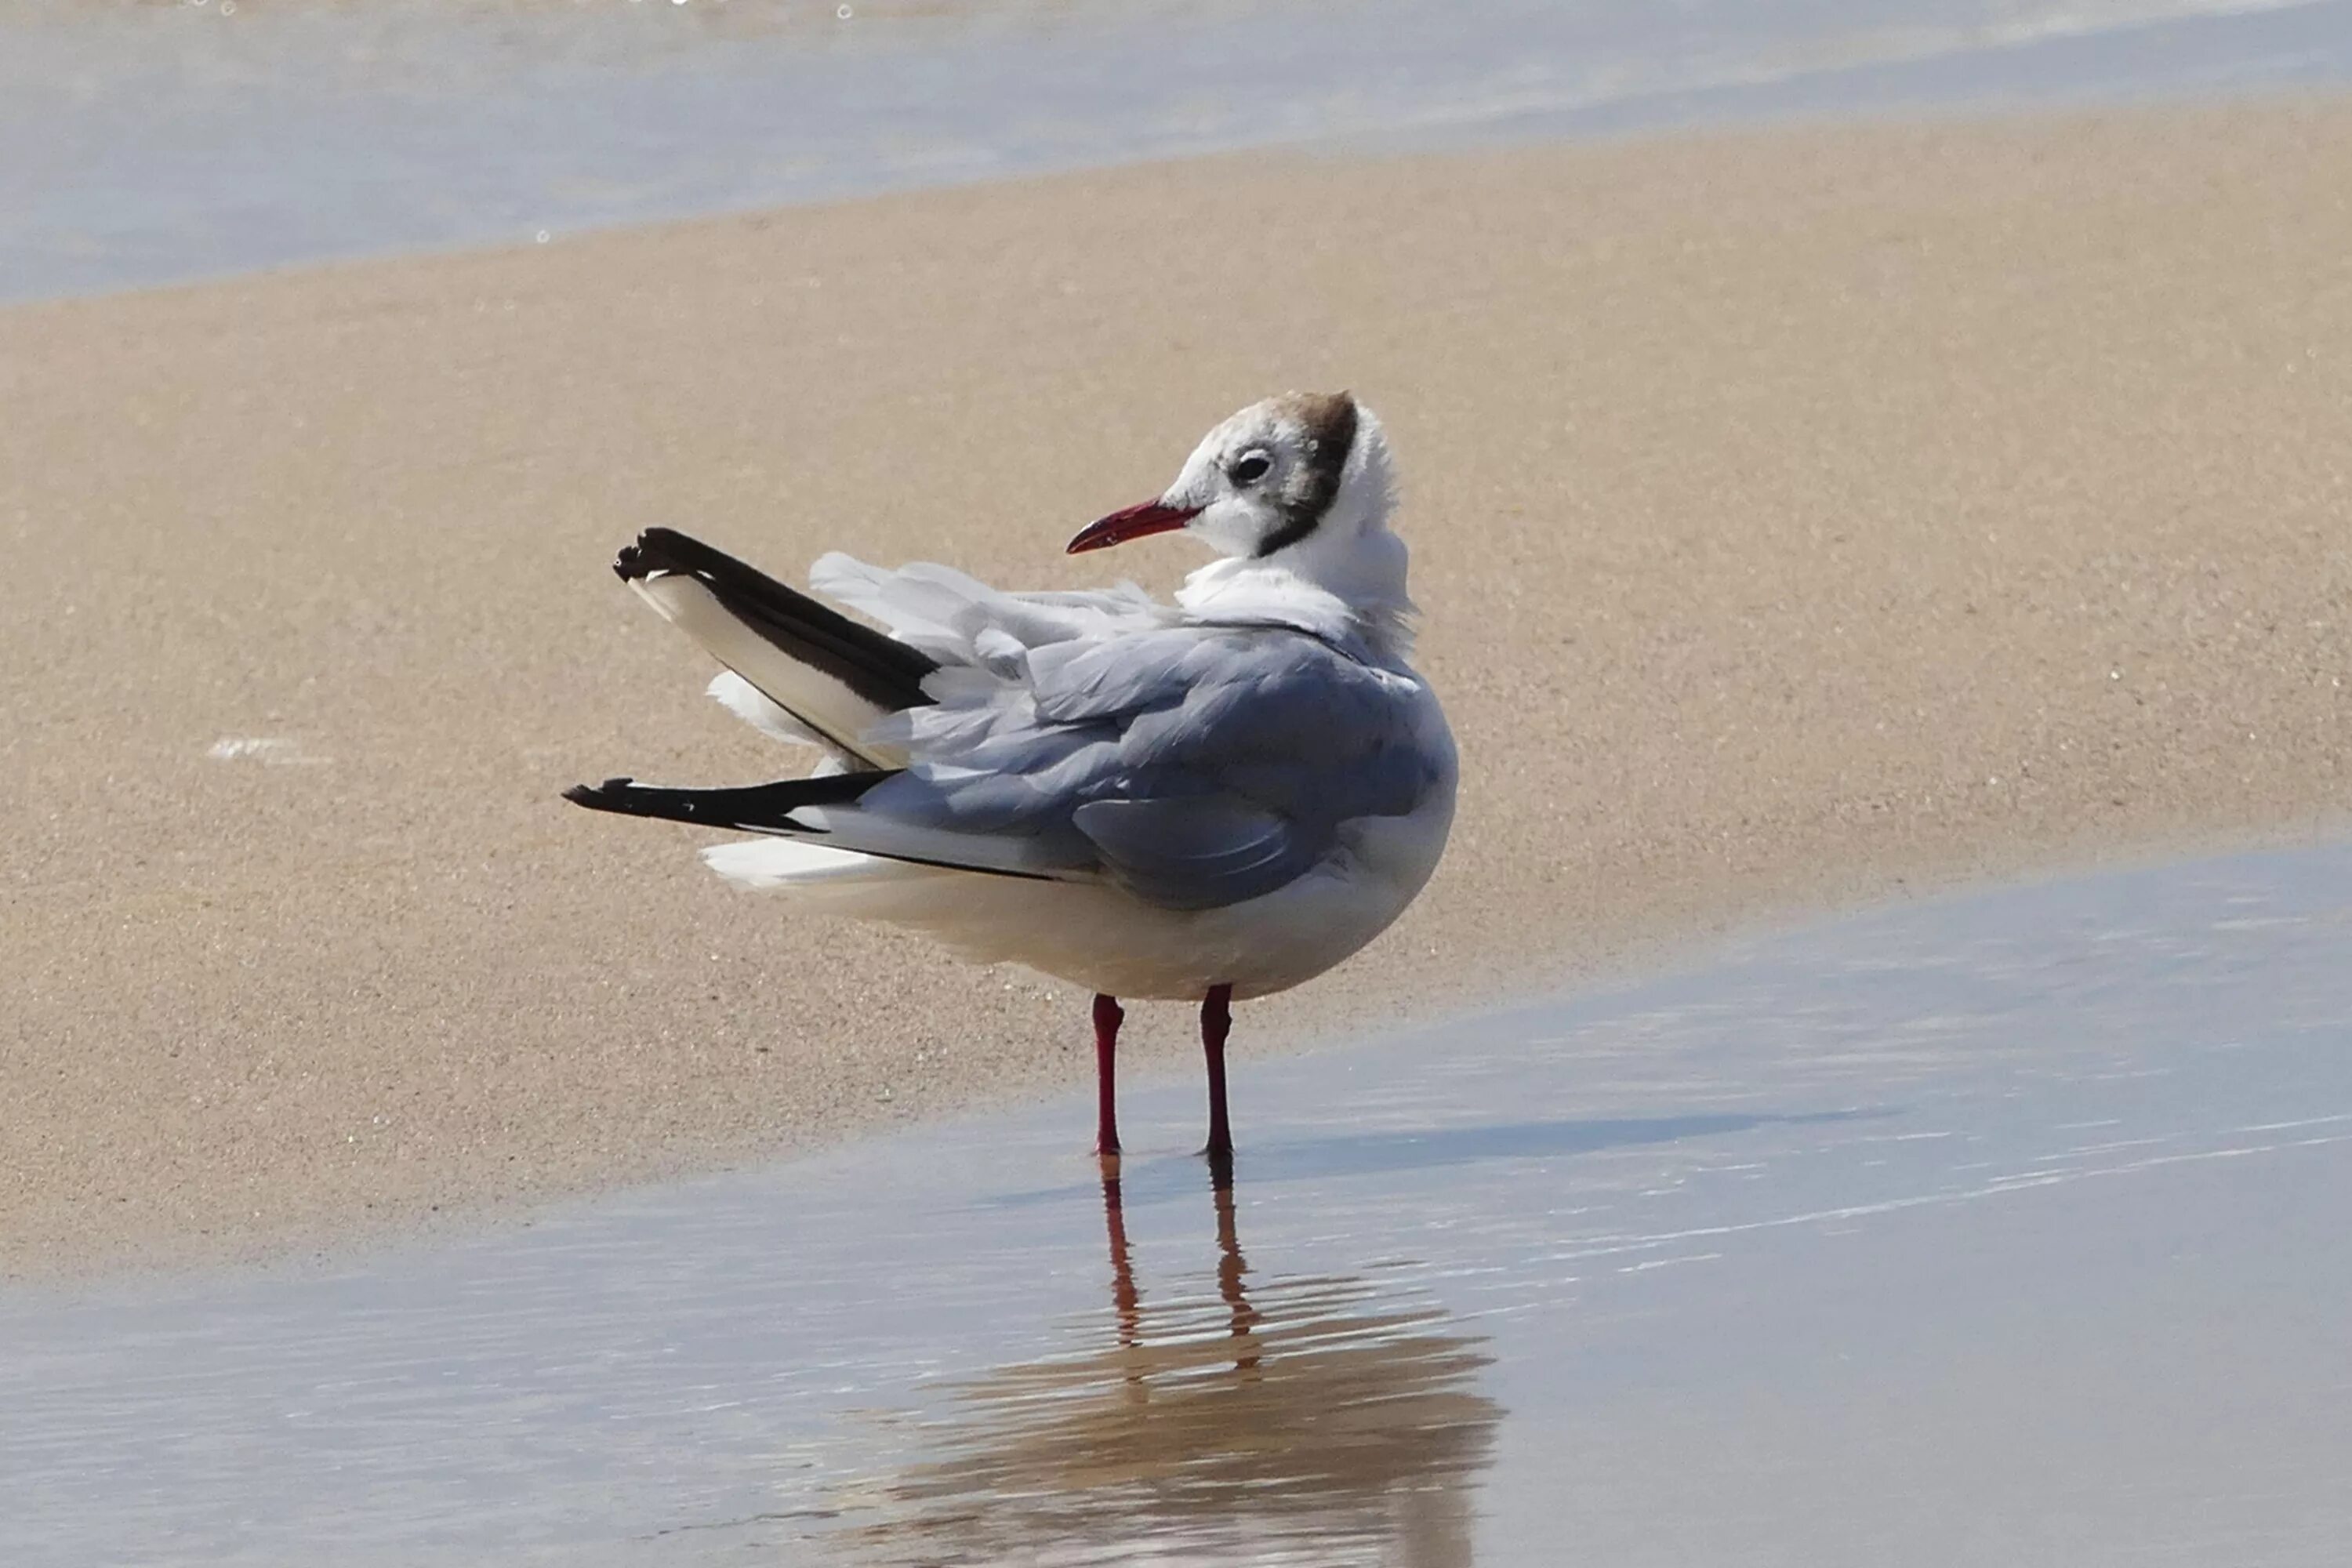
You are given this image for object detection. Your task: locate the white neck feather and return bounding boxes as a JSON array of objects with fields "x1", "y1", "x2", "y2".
[
  {"x1": 1175, "y1": 416, "x2": 1417, "y2": 665},
  {"x1": 1176, "y1": 554, "x2": 1417, "y2": 665}
]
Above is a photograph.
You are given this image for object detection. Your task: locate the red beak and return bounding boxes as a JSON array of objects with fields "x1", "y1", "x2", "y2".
[{"x1": 1065, "y1": 499, "x2": 1200, "y2": 555}]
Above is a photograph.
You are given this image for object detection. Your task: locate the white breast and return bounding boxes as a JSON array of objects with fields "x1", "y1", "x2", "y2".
[{"x1": 800, "y1": 749, "x2": 1457, "y2": 1003}]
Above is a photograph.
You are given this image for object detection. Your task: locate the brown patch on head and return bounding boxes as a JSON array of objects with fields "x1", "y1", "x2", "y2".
[
  {"x1": 1286, "y1": 390, "x2": 1358, "y2": 452},
  {"x1": 1259, "y1": 390, "x2": 1359, "y2": 557}
]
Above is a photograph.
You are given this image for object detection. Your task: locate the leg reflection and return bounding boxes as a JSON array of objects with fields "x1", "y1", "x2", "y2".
[
  {"x1": 1210, "y1": 1161, "x2": 1263, "y2": 1370},
  {"x1": 1100, "y1": 1166, "x2": 1142, "y2": 1358},
  {"x1": 1097, "y1": 1154, "x2": 1264, "y2": 1374},
  {"x1": 873, "y1": 1153, "x2": 1501, "y2": 1566}
]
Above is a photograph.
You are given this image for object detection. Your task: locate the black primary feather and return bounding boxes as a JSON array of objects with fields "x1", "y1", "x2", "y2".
[
  {"x1": 562, "y1": 770, "x2": 895, "y2": 833},
  {"x1": 615, "y1": 527, "x2": 940, "y2": 714}
]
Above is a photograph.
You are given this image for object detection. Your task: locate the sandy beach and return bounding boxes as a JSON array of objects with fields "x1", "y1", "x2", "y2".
[{"x1": 3, "y1": 96, "x2": 2347, "y2": 1279}]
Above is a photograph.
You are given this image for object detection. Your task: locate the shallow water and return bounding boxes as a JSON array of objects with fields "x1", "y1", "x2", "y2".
[
  {"x1": 6, "y1": 0, "x2": 2352, "y2": 301},
  {"x1": 7, "y1": 842, "x2": 2352, "y2": 1565}
]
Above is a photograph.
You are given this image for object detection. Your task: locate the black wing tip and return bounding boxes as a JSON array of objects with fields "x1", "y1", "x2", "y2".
[
  {"x1": 613, "y1": 527, "x2": 713, "y2": 583},
  {"x1": 563, "y1": 777, "x2": 637, "y2": 811},
  {"x1": 561, "y1": 769, "x2": 898, "y2": 829},
  {"x1": 597, "y1": 526, "x2": 942, "y2": 724},
  {"x1": 613, "y1": 529, "x2": 687, "y2": 582},
  {"x1": 615, "y1": 527, "x2": 711, "y2": 582}
]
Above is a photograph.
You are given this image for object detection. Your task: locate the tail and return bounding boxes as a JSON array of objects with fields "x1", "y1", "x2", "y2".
[{"x1": 615, "y1": 528, "x2": 938, "y2": 766}]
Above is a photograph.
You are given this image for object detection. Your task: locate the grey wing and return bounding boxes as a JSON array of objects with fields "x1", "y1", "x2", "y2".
[
  {"x1": 852, "y1": 625, "x2": 1447, "y2": 909},
  {"x1": 1069, "y1": 797, "x2": 1305, "y2": 911},
  {"x1": 808, "y1": 552, "x2": 1161, "y2": 670}
]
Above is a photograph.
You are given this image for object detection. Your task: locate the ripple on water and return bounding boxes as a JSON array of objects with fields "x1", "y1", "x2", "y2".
[{"x1": 5, "y1": 842, "x2": 2352, "y2": 1566}]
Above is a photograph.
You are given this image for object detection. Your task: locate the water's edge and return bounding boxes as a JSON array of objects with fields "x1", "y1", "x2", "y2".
[
  {"x1": 8, "y1": 840, "x2": 2350, "y2": 1565},
  {"x1": 6, "y1": 0, "x2": 2350, "y2": 303}
]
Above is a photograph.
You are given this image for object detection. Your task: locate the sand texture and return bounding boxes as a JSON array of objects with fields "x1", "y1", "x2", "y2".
[{"x1": 3, "y1": 99, "x2": 2347, "y2": 1277}]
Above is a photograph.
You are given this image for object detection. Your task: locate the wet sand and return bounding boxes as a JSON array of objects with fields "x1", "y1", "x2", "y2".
[
  {"x1": 2, "y1": 98, "x2": 2350, "y2": 1276},
  {"x1": 9, "y1": 844, "x2": 2350, "y2": 1565}
]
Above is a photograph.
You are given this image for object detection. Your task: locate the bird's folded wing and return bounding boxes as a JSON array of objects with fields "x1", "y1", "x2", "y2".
[
  {"x1": 604, "y1": 543, "x2": 1445, "y2": 903},
  {"x1": 840, "y1": 623, "x2": 1447, "y2": 909},
  {"x1": 1069, "y1": 797, "x2": 1308, "y2": 910}
]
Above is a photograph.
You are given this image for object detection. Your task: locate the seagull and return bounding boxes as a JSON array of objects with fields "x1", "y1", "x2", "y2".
[{"x1": 564, "y1": 392, "x2": 1456, "y2": 1162}]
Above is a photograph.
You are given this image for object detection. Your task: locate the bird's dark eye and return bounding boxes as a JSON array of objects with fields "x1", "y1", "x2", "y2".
[{"x1": 1230, "y1": 452, "x2": 1272, "y2": 485}]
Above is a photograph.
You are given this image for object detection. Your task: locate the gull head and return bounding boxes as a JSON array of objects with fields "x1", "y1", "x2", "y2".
[{"x1": 1068, "y1": 391, "x2": 1396, "y2": 564}]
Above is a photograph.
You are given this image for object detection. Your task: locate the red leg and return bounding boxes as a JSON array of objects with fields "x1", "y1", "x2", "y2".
[
  {"x1": 1092, "y1": 993, "x2": 1124, "y2": 1156},
  {"x1": 1201, "y1": 982, "x2": 1235, "y2": 1160}
]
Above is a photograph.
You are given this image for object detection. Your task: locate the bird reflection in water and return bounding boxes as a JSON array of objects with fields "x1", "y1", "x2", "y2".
[{"x1": 835, "y1": 1156, "x2": 1501, "y2": 1566}]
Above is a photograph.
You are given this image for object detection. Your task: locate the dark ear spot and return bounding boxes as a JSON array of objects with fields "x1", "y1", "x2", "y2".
[
  {"x1": 1254, "y1": 392, "x2": 1358, "y2": 557},
  {"x1": 1291, "y1": 391, "x2": 1357, "y2": 457}
]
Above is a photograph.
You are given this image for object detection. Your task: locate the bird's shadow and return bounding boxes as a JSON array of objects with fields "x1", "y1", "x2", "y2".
[{"x1": 989, "y1": 1107, "x2": 1889, "y2": 1210}]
